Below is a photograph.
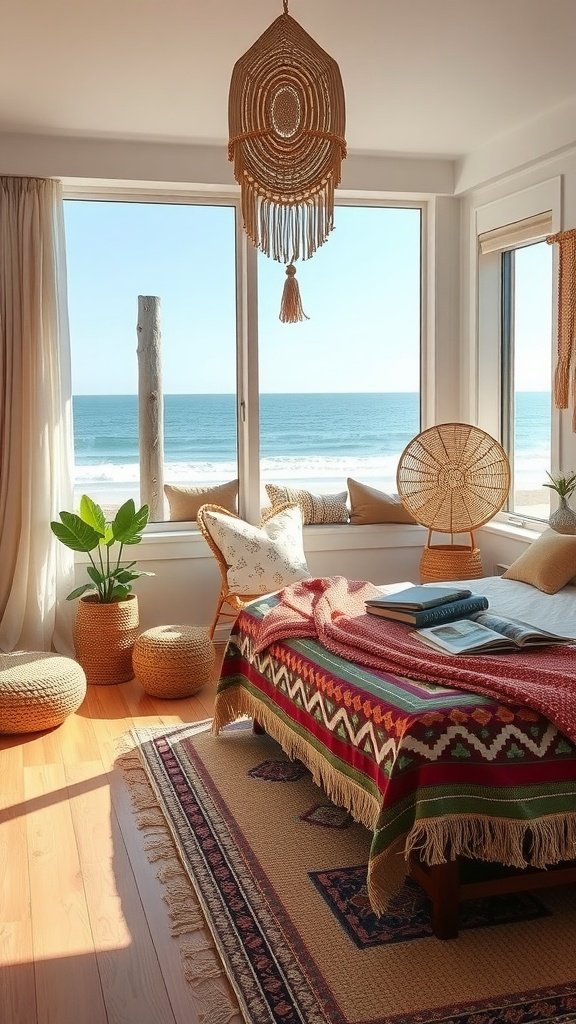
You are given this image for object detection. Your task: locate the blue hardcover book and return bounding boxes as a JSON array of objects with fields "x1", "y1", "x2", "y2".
[
  {"x1": 366, "y1": 594, "x2": 489, "y2": 627},
  {"x1": 365, "y1": 585, "x2": 472, "y2": 611}
]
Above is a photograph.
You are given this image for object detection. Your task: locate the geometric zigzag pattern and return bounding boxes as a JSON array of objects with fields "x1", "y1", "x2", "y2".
[
  {"x1": 238, "y1": 631, "x2": 564, "y2": 769},
  {"x1": 221, "y1": 605, "x2": 576, "y2": 889}
]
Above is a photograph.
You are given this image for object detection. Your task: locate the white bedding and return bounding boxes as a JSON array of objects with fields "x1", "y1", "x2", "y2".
[{"x1": 379, "y1": 576, "x2": 576, "y2": 638}]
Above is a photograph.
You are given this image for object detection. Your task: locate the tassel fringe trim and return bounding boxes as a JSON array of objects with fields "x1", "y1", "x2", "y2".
[
  {"x1": 214, "y1": 687, "x2": 576, "y2": 917},
  {"x1": 279, "y1": 263, "x2": 309, "y2": 323},
  {"x1": 547, "y1": 229, "x2": 576, "y2": 428},
  {"x1": 405, "y1": 811, "x2": 576, "y2": 870},
  {"x1": 213, "y1": 686, "x2": 382, "y2": 833},
  {"x1": 115, "y1": 733, "x2": 238, "y2": 1024},
  {"x1": 234, "y1": 169, "x2": 338, "y2": 264}
]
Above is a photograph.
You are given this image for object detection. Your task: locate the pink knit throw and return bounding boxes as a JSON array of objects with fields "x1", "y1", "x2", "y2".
[{"x1": 252, "y1": 576, "x2": 576, "y2": 743}]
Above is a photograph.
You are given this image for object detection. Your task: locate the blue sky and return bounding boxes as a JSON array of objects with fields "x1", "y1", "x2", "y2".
[
  {"x1": 64, "y1": 200, "x2": 421, "y2": 395},
  {"x1": 64, "y1": 199, "x2": 551, "y2": 395},
  {"x1": 513, "y1": 241, "x2": 552, "y2": 389}
]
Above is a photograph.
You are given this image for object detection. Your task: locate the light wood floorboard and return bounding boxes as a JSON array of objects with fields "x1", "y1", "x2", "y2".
[{"x1": 0, "y1": 647, "x2": 241, "y2": 1024}]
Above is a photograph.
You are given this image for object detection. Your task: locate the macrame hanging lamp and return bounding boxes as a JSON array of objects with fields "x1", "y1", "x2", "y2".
[{"x1": 228, "y1": 0, "x2": 347, "y2": 322}]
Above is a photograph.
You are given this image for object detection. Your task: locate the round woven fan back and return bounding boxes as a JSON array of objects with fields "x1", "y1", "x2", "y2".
[
  {"x1": 228, "y1": 10, "x2": 346, "y2": 265},
  {"x1": 396, "y1": 423, "x2": 510, "y2": 534}
]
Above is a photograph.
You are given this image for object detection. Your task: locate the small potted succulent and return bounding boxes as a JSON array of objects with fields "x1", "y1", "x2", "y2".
[
  {"x1": 51, "y1": 495, "x2": 154, "y2": 683},
  {"x1": 543, "y1": 470, "x2": 576, "y2": 534}
]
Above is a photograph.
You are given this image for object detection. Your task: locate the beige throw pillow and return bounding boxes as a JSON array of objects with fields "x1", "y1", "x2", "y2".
[
  {"x1": 266, "y1": 484, "x2": 349, "y2": 525},
  {"x1": 165, "y1": 479, "x2": 238, "y2": 522},
  {"x1": 347, "y1": 478, "x2": 417, "y2": 525},
  {"x1": 502, "y1": 529, "x2": 576, "y2": 594},
  {"x1": 200, "y1": 504, "x2": 310, "y2": 594}
]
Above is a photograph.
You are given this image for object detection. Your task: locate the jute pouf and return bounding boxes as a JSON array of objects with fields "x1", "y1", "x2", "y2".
[
  {"x1": 0, "y1": 652, "x2": 87, "y2": 734},
  {"x1": 133, "y1": 625, "x2": 215, "y2": 699}
]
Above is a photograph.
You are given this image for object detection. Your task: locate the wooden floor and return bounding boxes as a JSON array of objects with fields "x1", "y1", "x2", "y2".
[{"x1": 0, "y1": 648, "x2": 244, "y2": 1024}]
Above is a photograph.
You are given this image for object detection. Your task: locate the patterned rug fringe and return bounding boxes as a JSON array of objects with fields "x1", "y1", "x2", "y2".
[
  {"x1": 213, "y1": 686, "x2": 381, "y2": 832},
  {"x1": 194, "y1": 983, "x2": 239, "y2": 1024},
  {"x1": 181, "y1": 947, "x2": 226, "y2": 983},
  {"x1": 115, "y1": 732, "x2": 239, "y2": 1024}
]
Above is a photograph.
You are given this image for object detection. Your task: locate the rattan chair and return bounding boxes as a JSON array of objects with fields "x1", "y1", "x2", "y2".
[
  {"x1": 196, "y1": 502, "x2": 296, "y2": 638},
  {"x1": 396, "y1": 423, "x2": 510, "y2": 582}
]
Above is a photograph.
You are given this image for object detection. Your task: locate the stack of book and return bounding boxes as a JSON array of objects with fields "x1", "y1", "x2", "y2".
[{"x1": 365, "y1": 586, "x2": 489, "y2": 628}]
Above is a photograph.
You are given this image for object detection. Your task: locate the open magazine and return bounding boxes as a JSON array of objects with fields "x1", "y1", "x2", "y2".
[{"x1": 415, "y1": 610, "x2": 576, "y2": 655}]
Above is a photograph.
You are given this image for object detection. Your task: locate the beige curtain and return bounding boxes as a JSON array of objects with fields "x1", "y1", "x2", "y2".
[{"x1": 0, "y1": 176, "x2": 75, "y2": 653}]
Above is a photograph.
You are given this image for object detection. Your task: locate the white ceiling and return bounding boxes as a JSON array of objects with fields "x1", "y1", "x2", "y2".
[{"x1": 1, "y1": 0, "x2": 576, "y2": 162}]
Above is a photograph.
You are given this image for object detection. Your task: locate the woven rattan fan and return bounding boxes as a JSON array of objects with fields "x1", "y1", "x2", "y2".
[{"x1": 396, "y1": 423, "x2": 511, "y2": 582}]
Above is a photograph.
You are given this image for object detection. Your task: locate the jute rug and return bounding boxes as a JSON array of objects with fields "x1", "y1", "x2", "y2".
[{"x1": 119, "y1": 722, "x2": 576, "y2": 1024}]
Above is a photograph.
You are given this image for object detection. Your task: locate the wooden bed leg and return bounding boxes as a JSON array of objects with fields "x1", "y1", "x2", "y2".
[
  {"x1": 410, "y1": 857, "x2": 461, "y2": 939},
  {"x1": 252, "y1": 719, "x2": 266, "y2": 735},
  {"x1": 428, "y1": 860, "x2": 460, "y2": 940}
]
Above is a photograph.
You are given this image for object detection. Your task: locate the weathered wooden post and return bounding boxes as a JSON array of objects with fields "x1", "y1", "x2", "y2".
[{"x1": 136, "y1": 296, "x2": 165, "y2": 521}]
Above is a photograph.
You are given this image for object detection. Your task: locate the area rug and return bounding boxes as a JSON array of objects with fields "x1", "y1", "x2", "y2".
[{"x1": 118, "y1": 722, "x2": 576, "y2": 1024}]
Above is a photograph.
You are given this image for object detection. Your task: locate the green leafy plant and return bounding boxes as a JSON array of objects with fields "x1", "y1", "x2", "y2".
[
  {"x1": 543, "y1": 470, "x2": 576, "y2": 499},
  {"x1": 51, "y1": 495, "x2": 154, "y2": 602}
]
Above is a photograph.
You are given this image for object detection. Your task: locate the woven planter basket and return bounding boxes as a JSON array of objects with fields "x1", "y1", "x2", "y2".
[
  {"x1": 74, "y1": 594, "x2": 139, "y2": 685},
  {"x1": 420, "y1": 544, "x2": 484, "y2": 584}
]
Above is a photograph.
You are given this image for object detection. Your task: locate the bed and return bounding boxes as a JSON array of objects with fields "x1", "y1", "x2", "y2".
[{"x1": 213, "y1": 575, "x2": 576, "y2": 938}]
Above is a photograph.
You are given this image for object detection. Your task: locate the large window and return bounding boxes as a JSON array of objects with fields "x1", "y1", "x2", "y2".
[
  {"x1": 257, "y1": 205, "x2": 422, "y2": 503},
  {"x1": 65, "y1": 196, "x2": 423, "y2": 524},
  {"x1": 501, "y1": 240, "x2": 553, "y2": 519},
  {"x1": 64, "y1": 199, "x2": 238, "y2": 522},
  {"x1": 478, "y1": 205, "x2": 555, "y2": 524}
]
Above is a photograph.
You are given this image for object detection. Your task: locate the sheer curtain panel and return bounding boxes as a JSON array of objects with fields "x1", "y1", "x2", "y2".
[{"x1": 0, "y1": 176, "x2": 74, "y2": 653}]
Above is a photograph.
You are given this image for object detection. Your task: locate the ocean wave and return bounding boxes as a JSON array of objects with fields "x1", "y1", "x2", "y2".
[
  {"x1": 74, "y1": 454, "x2": 406, "y2": 487},
  {"x1": 74, "y1": 448, "x2": 554, "y2": 491}
]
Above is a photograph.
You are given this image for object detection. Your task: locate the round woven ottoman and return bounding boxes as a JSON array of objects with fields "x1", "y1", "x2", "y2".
[
  {"x1": 0, "y1": 652, "x2": 87, "y2": 734},
  {"x1": 133, "y1": 625, "x2": 215, "y2": 698}
]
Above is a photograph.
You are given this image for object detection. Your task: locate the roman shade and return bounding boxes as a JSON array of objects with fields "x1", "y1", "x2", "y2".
[{"x1": 478, "y1": 211, "x2": 553, "y2": 255}]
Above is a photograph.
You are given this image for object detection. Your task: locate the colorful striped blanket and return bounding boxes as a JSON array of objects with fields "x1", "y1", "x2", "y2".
[
  {"x1": 252, "y1": 576, "x2": 576, "y2": 744},
  {"x1": 214, "y1": 584, "x2": 576, "y2": 913}
]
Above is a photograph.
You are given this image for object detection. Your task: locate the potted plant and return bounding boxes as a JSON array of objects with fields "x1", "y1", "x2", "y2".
[
  {"x1": 51, "y1": 495, "x2": 154, "y2": 684},
  {"x1": 543, "y1": 470, "x2": 576, "y2": 534}
]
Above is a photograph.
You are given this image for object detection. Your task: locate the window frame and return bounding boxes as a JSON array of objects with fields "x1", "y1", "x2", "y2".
[
  {"x1": 473, "y1": 178, "x2": 562, "y2": 531},
  {"x1": 63, "y1": 184, "x2": 427, "y2": 533}
]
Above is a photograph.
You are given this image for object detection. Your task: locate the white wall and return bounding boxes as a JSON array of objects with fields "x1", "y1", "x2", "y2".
[
  {"x1": 74, "y1": 524, "x2": 427, "y2": 638},
  {"x1": 0, "y1": 132, "x2": 455, "y2": 197}
]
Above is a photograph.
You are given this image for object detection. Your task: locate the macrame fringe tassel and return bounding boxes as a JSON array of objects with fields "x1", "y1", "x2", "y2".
[
  {"x1": 234, "y1": 162, "x2": 337, "y2": 263},
  {"x1": 547, "y1": 228, "x2": 576, "y2": 428},
  {"x1": 279, "y1": 263, "x2": 309, "y2": 323}
]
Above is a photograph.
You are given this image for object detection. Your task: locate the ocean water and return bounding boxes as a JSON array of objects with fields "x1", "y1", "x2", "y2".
[{"x1": 72, "y1": 392, "x2": 552, "y2": 502}]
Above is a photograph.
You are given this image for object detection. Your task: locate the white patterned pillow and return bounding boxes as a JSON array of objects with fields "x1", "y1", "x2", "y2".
[
  {"x1": 266, "y1": 484, "x2": 349, "y2": 525},
  {"x1": 201, "y1": 505, "x2": 310, "y2": 595}
]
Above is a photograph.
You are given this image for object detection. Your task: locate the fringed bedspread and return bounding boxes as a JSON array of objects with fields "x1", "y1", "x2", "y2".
[{"x1": 214, "y1": 583, "x2": 576, "y2": 913}]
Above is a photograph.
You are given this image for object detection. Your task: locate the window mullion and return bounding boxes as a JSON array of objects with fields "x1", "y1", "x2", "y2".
[
  {"x1": 500, "y1": 249, "x2": 514, "y2": 509},
  {"x1": 236, "y1": 225, "x2": 261, "y2": 524}
]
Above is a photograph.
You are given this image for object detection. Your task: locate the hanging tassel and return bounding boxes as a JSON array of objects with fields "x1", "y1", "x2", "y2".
[{"x1": 279, "y1": 263, "x2": 309, "y2": 323}]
